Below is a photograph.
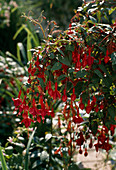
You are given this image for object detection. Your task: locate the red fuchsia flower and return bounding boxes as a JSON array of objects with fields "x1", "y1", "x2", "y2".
[
  {"x1": 84, "y1": 148, "x2": 88, "y2": 157},
  {"x1": 29, "y1": 106, "x2": 38, "y2": 117},
  {"x1": 86, "y1": 105, "x2": 91, "y2": 114},
  {"x1": 89, "y1": 138, "x2": 93, "y2": 148},
  {"x1": 53, "y1": 82, "x2": 61, "y2": 100},
  {"x1": 37, "y1": 96, "x2": 52, "y2": 121},
  {"x1": 98, "y1": 59, "x2": 101, "y2": 65},
  {"x1": 71, "y1": 88, "x2": 76, "y2": 101},
  {"x1": 72, "y1": 47, "x2": 78, "y2": 63},
  {"x1": 37, "y1": 71, "x2": 45, "y2": 82},
  {"x1": 76, "y1": 60, "x2": 81, "y2": 70},
  {"x1": 35, "y1": 56, "x2": 40, "y2": 68},
  {"x1": 75, "y1": 53, "x2": 81, "y2": 70},
  {"x1": 85, "y1": 99, "x2": 92, "y2": 114},
  {"x1": 87, "y1": 47, "x2": 94, "y2": 66},
  {"x1": 79, "y1": 146, "x2": 83, "y2": 154},
  {"x1": 21, "y1": 117, "x2": 34, "y2": 128},
  {"x1": 79, "y1": 102, "x2": 85, "y2": 110},
  {"x1": 31, "y1": 68, "x2": 36, "y2": 76},
  {"x1": 110, "y1": 124, "x2": 116, "y2": 136},
  {"x1": 62, "y1": 89, "x2": 67, "y2": 102},
  {"x1": 79, "y1": 97, "x2": 84, "y2": 110},
  {"x1": 101, "y1": 137, "x2": 112, "y2": 152},
  {"x1": 87, "y1": 56, "x2": 94, "y2": 66},
  {"x1": 22, "y1": 111, "x2": 28, "y2": 119},
  {"x1": 67, "y1": 23, "x2": 74, "y2": 34},
  {"x1": 28, "y1": 63, "x2": 32, "y2": 73},
  {"x1": 12, "y1": 98, "x2": 22, "y2": 108},
  {"x1": 100, "y1": 102, "x2": 104, "y2": 110},
  {"x1": 93, "y1": 96, "x2": 97, "y2": 103},
  {"x1": 73, "y1": 116, "x2": 83, "y2": 124},
  {"x1": 82, "y1": 53, "x2": 87, "y2": 67},
  {"x1": 94, "y1": 142, "x2": 102, "y2": 152},
  {"x1": 102, "y1": 141, "x2": 112, "y2": 152},
  {"x1": 62, "y1": 63, "x2": 68, "y2": 73},
  {"x1": 94, "y1": 105, "x2": 99, "y2": 112},
  {"x1": 48, "y1": 81, "x2": 53, "y2": 97},
  {"x1": 76, "y1": 132, "x2": 85, "y2": 146},
  {"x1": 104, "y1": 50, "x2": 110, "y2": 64}
]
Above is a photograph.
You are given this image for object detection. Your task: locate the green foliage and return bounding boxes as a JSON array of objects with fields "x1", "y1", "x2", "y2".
[{"x1": 0, "y1": 146, "x2": 8, "y2": 170}]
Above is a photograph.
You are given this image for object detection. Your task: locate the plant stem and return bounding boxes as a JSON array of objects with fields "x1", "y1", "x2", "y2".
[{"x1": 49, "y1": 117, "x2": 53, "y2": 167}]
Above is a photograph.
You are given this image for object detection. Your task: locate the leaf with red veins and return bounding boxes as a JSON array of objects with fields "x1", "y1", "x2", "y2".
[{"x1": 21, "y1": 117, "x2": 34, "y2": 128}]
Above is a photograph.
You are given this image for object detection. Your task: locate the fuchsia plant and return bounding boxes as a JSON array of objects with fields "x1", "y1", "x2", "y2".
[{"x1": 13, "y1": 0, "x2": 116, "y2": 159}]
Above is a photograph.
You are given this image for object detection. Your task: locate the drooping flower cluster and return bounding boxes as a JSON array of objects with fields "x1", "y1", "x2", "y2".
[{"x1": 13, "y1": 0, "x2": 116, "y2": 156}]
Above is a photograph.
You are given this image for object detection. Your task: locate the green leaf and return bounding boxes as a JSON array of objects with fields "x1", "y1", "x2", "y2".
[
  {"x1": 38, "y1": 78, "x2": 44, "y2": 89},
  {"x1": 25, "y1": 127, "x2": 37, "y2": 170},
  {"x1": 89, "y1": 15, "x2": 97, "y2": 23},
  {"x1": 103, "y1": 77, "x2": 112, "y2": 88},
  {"x1": 57, "y1": 74, "x2": 66, "y2": 82},
  {"x1": 75, "y1": 82, "x2": 84, "y2": 97},
  {"x1": 109, "y1": 7, "x2": 116, "y2": 15},
  {"x1": 51, "y1": 62, "x2": 62, "y2": 71},
  {"x1": 58, "y1": 55, "x2": 71, "y2": 66},
  {"x1": 0, "y1": 146, "x2": 8, "y2": 170},
  {"x1": 49, "y1": 53, "x2": 55, "y2": 59},
  {"x1": 27, "y1": 33, "x2": 32, "y2": 61},
  {"x1": 99, "y1": 64, "x2": 111, "y2": 77},
  {"x1": 97, "y1": 11, "x2": 101, "y2": 22},
  {"x1": 17, "y1": 43, "x2": 21, "y2": 62},
  {"x1": 57, "y1": 48, "x2": 64, "y2": 56},
  {"x1": 76, "y1": 70, "x2": 87, "y2": 78},
  {"x1": 65, "y1": 44, "x2": 74, "y2": 51},
  {"x1": 108, "y1": 106, "x2": 115, "y2": 118},
  {"x1": 13, "y1": 24, "x2": 25, "y2": 40},
  {"x1": 94, "y1": 69, "x2": 103, "y2": 79}
]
